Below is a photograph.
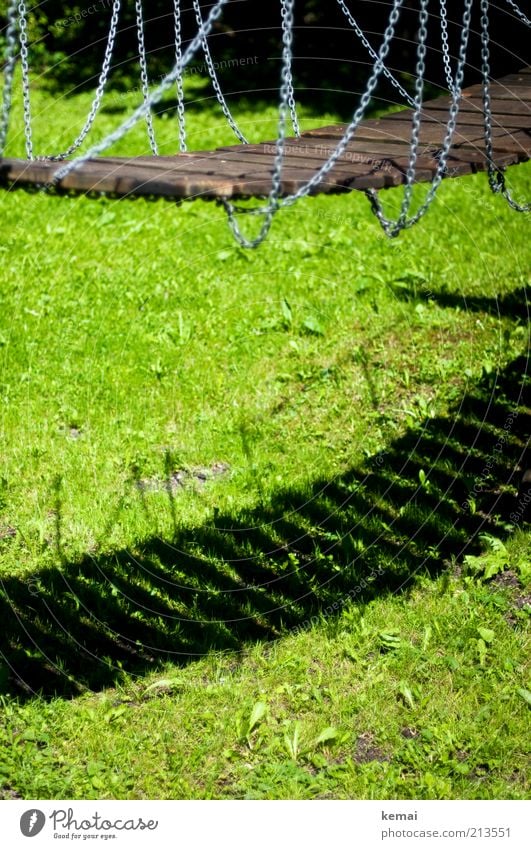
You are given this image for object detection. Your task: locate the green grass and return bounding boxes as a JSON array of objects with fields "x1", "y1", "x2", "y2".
[{"x1": 0, "y1": 80, "x2": 530, "y2": 799}]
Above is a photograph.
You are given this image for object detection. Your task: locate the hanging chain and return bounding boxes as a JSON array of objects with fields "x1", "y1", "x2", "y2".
[
  {"x1": 335, "y1": 0, "x2": 415, "y2": 107},
  {"x1": 53, "y1": 0, "x2": 229, "y2": 184},
  {"x1": 367, "y1": 0, "x2": 430, "y2": 236},
  {"x1": 49, "y1": 0, "x2": 121, "y2": 160},
  {"x1": 504, "y1": 0, "x2": 531, "y2": 27},
  {"x1": 220, "y1": 0, "x2": 405, "y2": 247},
  {"x1": 173, "y1": 0, "x2": 187, "y2": 151},
  {"x1": 220, "y1": 0, "x2": 299, "y2": 246},
  {"x1": 135, "y1": 0, "x2": 158, "y2": 154},
  {"x1": 367, "y1": 0, "x2": 474, "y2": 235},
  {"x1": 280, "y1": 0, "x2": 300, "y2": 136},
  {"x1": 18, "y1": 0, "x2": 34, "y2": 159},
  {"x1": 0, "y1": 0, "x2": 19, "y2": 155},
  {"x1": 480, "y1": 0, "x2": 531, "y2": 212},
  {"x1": 439, "y1": 0, "x2": 456, "y2": 94},
  {"x1": 192, "y1": 0, "x2": 247, "y2": 143}
]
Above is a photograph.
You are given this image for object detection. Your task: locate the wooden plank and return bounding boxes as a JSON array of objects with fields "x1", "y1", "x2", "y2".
[
  {"x1": 384, "y1": 110, "x2": 531, "y2": 128},
  {"x1": 88, "y1": 155, "x2": 407, "y2": 191},
  {"x1": 208, "y1": 147, "x2": 488, "y2": 182},
  {"x1": 462, "y1": 85, "x2": 531, "y2": 100},
  {"x1": 301, "y1": 119, "x2": 528, "y2": 146},
  {"x1": 420, "y1": 97, "x2": 531, "y2": 116},
  {"x1": 0, "y1": 155, "x2": 401, "y2": 197},
  {"x1": 421, "y1": 97, "x2": 531, "y2": 115},
  {"x1": 225, "y1": 137, "x2": 529, "y2": 166},
  {"x1": 1, "y1": 66, "x2": 530, "y2": 201}
]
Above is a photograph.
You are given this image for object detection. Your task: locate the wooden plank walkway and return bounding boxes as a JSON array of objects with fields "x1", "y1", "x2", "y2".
[{"x1": 1, "y1": 67, "x2": 530, "y2": 201}]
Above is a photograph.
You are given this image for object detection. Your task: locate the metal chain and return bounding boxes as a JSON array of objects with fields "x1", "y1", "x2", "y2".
[
  {"x1": 480, "y1": 0, "x2": 531, "y2": 211},
  {"x1": 53, "y1": 0, "x2": 230, "y2": 184},
  {"x1": 219, "y1": 0, "x2": 298, "y2": 246},
  {"x1": 367, "y1": 0, "x2": 474, "y2": 235},
  {"x1": 0, "y1": 0, "x2": 19, "y2": 155},
  {"x1": 504, "y1": 0, "x2": 531, "y2": 27},
  {"x1": 280, "y1": 0, "x2": 300, "y2": 136},
  {"x1": 191, "y1": 0, "x2": 247, "y2": 143},
  {"x1": 365, "y1": 0, "x2": 430, "y2": 235},
  {"x1": 135, "y1": 0, "x2": 158, "y2": 154},
  {"x1": 173, "y1": 0, "x2": 187, "y2": 152},
  {"x1": 366, "y1": 0, "x2": 474, "y2": 237},
  {"x1": 439, "y1": 0, "x2": 456, "y2": 94},
  {"x1": 335, "y1": 0, "x2": 415, "y2": 107},
  {"x1": 220, "y1": 0, "x2": 405, "y2": 247},
  {"x1": 48, "y1": 0, "x2": 121, "y2": 160},
  {"x1": 18, "y1": 0, "x2": 34, "y2": 159}
]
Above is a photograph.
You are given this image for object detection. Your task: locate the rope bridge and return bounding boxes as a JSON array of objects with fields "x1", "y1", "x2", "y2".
[{"x1": 1, "y1": 0, "x2": 530, "y2": 246}]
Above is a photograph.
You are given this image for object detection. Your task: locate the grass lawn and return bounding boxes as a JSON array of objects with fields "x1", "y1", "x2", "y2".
[{"x1": 0, "y1": 80, "x2": 530, "y2": 799}]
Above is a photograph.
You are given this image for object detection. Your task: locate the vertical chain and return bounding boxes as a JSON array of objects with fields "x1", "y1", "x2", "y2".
[
  {"x1": 335, "y1": 0, "x2": 415, "y2": 107},
  {"x1": 221, "y1": 0, "x2": 405, "y2": 247},
  {"x1": 439, "y1": 0, "x2": 456, "y2": 94},
  {"x1": 480, "y1": 0, "x2": 530, "y2": 211},
  {"x1": 221, "y1": 0, "x2": 299, "y2": 246},
  {"x1": 18, "y1": 0, "x2": 34, "y2": 159},
  {"x1": 49, "y1": 0, "x2": 121, "y2": 160},
  {"x1": 173, "y1": 0, "x2": 187, "y2": 152},
  {"x1": 367, "y1": 0, "x2": 430, "y2": 236},
  {"x1": 280, "y1": 0, "x2": 300, "y2": 136},
  {"x1": 53, "y1": 0, "x2": 229, "y2": 184},
  {"x1": 367, "y1": 0, "x2": 474, "y2": 235},
  {"x1": 0, "y1": 0, "x2": 19, "y2": 155},
  {"x1": 135, "y1": 0, "x2": 158, "y2": 154},
  {"x1": 192, "y1": 0, "x2": 247, "y2": 143}
]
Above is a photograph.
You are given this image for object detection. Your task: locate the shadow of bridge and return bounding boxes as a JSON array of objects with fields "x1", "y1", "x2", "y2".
[{"x1": 0, "y1": 352, "x2": 529, "y2": 700}]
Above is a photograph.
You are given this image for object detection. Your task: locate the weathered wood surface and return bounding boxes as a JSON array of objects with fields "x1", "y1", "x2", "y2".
[{"x1": 1, "y1": 68, "x2": 530, "y2": 201}]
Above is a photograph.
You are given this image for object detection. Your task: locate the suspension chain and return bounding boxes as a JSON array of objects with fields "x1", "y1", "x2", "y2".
[
  {"x1": 280, "y1": 0, "x2": 300, "y2": 136},
  {"x1": 439, "y1": 0, "x2": 456, "y2": 94},
  {"x1": 504, "y1": 0, "x2": 531, "y2": 27},
  {"x1": 192, "y1": 0, "x2": 247, "y2": 143},
  {"x1": 220, "y1": 0, "x2": 405, "y2": 247},
  {"x1": 173, "y1": 0, "x2": 187, "y2": 152},
  {"x1": 49, "y1": 0, "x2": 121, "y2": 160},
  {"x1": 135, "y1": 0, "x2": 159, "y2": 154},
  {"x1": 367, "y1": 0, "x2": 474, "y2": 236},
  {"x1": 335, "y1": 0, "x2": 415, "y2": 107},
  {"x1": 53, "y1": 0, "x2": 230, "y2": 184},
  {"x1": 480, "y1": 0, "x2": 531, "y2": 212},
  {"x1": 18, "y1": 0, "x2": 34, "y2": 159},
  {"x1": 220, "y1": 0, "x2": 301, "y2": 246},
  {"x1": 0, "y1": 0, "x2": 19, "y2": 155}
]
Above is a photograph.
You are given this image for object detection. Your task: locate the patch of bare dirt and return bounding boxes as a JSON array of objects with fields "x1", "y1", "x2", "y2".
[
  {"x1": 137, "y1": 462, "x2": 230, "y2": 493},
  {"x1": 354, "y1": 732, "x2": 389, "y2": 764}
]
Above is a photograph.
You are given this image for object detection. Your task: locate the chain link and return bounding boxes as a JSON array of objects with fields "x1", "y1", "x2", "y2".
[
  {"x1": 504, "y1": 0, "x2": 531, "y2": 27},
  {"x1": 335, "y1": 0, "x2": 415, "y2": 107},
  {"x1": 18, "y1": 0, "x2": 34, "y2": 159},
  {"x1": 439, "y1": 0, "x2": 456, "y2": 94},
  {"x1": 49, "y1": 0, "x2": 121, "y2": 161},
  {"x1": 0, "y1": 0, "x2": 19, "y2": 155},
  {"x1": 221, "y1": 0, "x2": 405, "y2": 247},
  {"x1": 53, "y1": 0, "x2": 229, "y2": 184},
  {"x1": 135, "y1": 0, "x2": 158, "y2": 154},
  {"x1": 220, "y1": 0, "x2": 302, "y2": 246},
  {"x1": 481, "y1": 0, "x2": 531, "y2": 212},
  {"x1": 280, "y1": 0, "x2": 300, "y2": 135},
  {"x1": 192, "y1": 0, "x2": 247, "y2": 143},
  {"x1": 173, "y1": 0, "x2": 187, "y2": 152},
  {"x1": 367, "y1": 0, "x2": 474, "y2": 236}
]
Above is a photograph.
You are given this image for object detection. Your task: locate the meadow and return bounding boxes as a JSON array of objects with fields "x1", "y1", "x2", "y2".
[{"x1": 0, "y1": 78, "x2": 529, "y2": 799}]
